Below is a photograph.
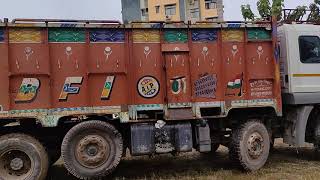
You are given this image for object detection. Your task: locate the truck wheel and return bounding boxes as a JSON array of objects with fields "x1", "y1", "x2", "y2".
[
  {"x1": 229, "y1": 121, "x2": 270, "y2": 171},
  {"x1": 0, "y1": 133, "x2": 49, "y2": 180},
  {"x1": 61, "y1": 120, "x2": 123, "y2": 179}
]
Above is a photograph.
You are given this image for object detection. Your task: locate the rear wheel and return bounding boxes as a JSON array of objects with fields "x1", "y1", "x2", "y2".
[
  {"x1": 229, "y1": 121, "x2": 270, "y2": 171},
  {"x1": 61, "y1": 120, "x2": 123, "y2": 179},
  {"x1": 0, "y1": 133, "x2": 49, "y2": 180}
]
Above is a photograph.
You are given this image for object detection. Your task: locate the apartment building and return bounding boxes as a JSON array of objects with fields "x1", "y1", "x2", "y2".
[{"x1": 121, "y1": 0, "x2": 223, "y2": 23}]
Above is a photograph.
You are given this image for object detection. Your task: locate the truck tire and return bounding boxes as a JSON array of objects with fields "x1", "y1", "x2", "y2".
[
  {"x1": 229, "y1": 121, "x2": 270, "y2": 171},
  {"x1": 0, "y1": 133, "x2": 49, "y2": 180},
  {"x1": 61, "y1": 120, "x2": 123, "y2": 180}
]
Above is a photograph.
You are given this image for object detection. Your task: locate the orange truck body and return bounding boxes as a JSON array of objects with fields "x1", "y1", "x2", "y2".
[{"x1": 0, "y1": 19, "x2": 281, "y2": 126}]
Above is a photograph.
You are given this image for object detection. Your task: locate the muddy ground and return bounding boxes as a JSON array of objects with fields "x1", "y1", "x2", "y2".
[{"x1": 47, "y1": 139, "x2": 320, "y2": 180}]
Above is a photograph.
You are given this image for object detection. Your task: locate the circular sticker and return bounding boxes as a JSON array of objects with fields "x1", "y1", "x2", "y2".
[{"x1": 137, "y1": 76, "x2": 160, "y2": 98}]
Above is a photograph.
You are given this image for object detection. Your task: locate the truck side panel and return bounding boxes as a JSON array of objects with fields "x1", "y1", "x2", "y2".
[
  {"x1": 0, "y1": 27, "x2": 9, "y2": 112},
  {"x1": 88, "y1": 29, "x2": 128, "y2": 107},
  {"x1": 9, "y1": 28, "x2": 51, "y2": 111},
  {"x1": 0, "y1": 22, "x2": 281, "y2": 125}
]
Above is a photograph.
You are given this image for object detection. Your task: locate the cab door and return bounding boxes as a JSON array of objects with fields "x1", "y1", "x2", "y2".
[{"x1": 289, "y1": 30, "x2": 320, "y2": 93}]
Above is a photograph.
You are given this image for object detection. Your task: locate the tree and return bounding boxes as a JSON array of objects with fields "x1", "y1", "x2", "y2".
[
  {"x1": 308, "y1": 1, "x2": 320, "y2": 21},
  {"x1": 257, "y1": 0, "x2": 271, "y2": 18},
  {"x1": 241, "y1": 0, "x2": 284, "y2": 21},
  {"x1": 271, "y1": 0, "x2": 285, "y2": 20},
  {"x1": 241, "y1": 4, "x2": 255, "y2": 21},
  {"x1": 287, "y1": 6, "x2": 308, "y2": 21}
]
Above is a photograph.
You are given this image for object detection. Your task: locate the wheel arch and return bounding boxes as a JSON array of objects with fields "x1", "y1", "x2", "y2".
[{"x1": 283, "y1": 105, "x2": 314, "y2": 146}]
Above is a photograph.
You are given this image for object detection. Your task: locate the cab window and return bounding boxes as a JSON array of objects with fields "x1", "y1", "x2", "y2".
[{"x1": 299, "y1": 36, "x2": 320, "y2": 63}]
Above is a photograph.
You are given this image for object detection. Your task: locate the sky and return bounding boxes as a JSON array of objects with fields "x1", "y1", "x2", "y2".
[{"x1": 0, "y1": 0, "x2": 314, "y2": 21}]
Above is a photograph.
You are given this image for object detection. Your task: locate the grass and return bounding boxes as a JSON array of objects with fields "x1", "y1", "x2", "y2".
[{"x1": 47, "y1": 139, "x2": 320, "y2": 180}]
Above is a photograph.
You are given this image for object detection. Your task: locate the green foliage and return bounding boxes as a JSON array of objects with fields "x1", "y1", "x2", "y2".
[
  {"x1": 309, "y1": 0, "x2": 320, "y2": 21},
  {"x1": 257, "y1": 0, "x2": 271, "y2": 18},
  {"x1": 308, "y1": 3, "x2": 320, "y2": 21},
  {"x1": 287, "y1": 6, "x2": 308, "y2": 21},
  {"x1": 241, "y1": 0, "x2": 284, "y2": 21},
  {"x1": 241, "y1": 4, "x2": 255, "y2": 21},
  {"x1": 271, "y1": 0, "x2": 285, "y2": 20}
]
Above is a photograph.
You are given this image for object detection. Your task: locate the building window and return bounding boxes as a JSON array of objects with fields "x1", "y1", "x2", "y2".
[
  {"x1": 165, "y1": 4, "x2": 176, "y2": 16},
  {"x1": 141, "y1": 8, "x2": 148, "y2": 17},
  {"x1": 190, "y1": 8, "x2": 200, "y2": 19},
  {"x1": 299, "y1": 36, "x2": 320, "y2": 63},
  {"x1": 155, "y1": 6, "x2": 160, "y2": 14},
  {"x1": 206, "y1": 17, "x2": 218, "y2": 21},
  {"x1": 189, "y1": 0, "x2": 199, "y2": 5},
  {"x1": 205, "y1": 0, "x2": 217, "y2": 9}
]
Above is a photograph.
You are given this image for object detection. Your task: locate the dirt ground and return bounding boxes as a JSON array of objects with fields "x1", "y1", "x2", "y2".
[{"x1": 47, "y1": 139, "x2": 320, "y2": 180}]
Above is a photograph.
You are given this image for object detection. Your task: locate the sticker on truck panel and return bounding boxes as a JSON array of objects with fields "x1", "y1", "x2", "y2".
[
  {"x1": 15, "y1": 78, "x2": 40, "y2": 103},
  {"x1": 226, "y1": 73, "x2": 243, "y2": 97},
  {"x1": 101, "y1": 76, "x2": 115, "y2": 100},
  {"x1": 137, "y1": 76, "x2": 160, "y2": 98},
  {"x1": 59, "y1": 77, "x2": 83, "y2": 101},
  {"x1": 250, "y1": 79, "x2": 273, "y2": 98},
  {"x1": 194, "y1": 74, "x2": 217, "y2": 98},
  {"x1": 170, "y1": 76, "x2": 186, "y2": 95}
]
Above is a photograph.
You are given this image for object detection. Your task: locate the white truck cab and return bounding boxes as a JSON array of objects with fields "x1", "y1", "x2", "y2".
[{"x1": 279, "y1": 24, "x2": 320, "y2": 104}]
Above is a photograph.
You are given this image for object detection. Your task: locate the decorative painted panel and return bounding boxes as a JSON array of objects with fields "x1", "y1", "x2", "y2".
[
  {"x1": 222, "y1": 30, "x2": 244, "y2": 42},
  {"x1": 164, "y1": 30, "x2": 188, "y2": 43},
  {"x1": 192, "y1": 29, "x2": 218, "y2": 42},
  {"x1": 0, "y1": 29, "x2": 4, "y2": 42},
  {"x1": 9, "y1": 28, "x2": 42, "y2": 43},
  {"x1": 49, "y1": 28, "x2": 86, "y2": 43},
  {"x1": 132, "y1": 30, "x2": 160, "y2": 43},
  {"x1": 89, "y1": 29, "x2": 125, "y2": 43},
  {"x1": 247, "y1": 28, "x2": 271, "y2": 41}
]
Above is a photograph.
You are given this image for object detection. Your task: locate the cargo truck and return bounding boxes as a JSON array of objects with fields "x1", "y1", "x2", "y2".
[{"x1": 0, "y1": 11, "x2": 320, "y2": 179}]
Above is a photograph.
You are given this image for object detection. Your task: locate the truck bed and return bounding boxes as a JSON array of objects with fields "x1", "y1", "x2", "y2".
[{"x1": 0, "y1": 19, "x2": 281, "y2": 126}]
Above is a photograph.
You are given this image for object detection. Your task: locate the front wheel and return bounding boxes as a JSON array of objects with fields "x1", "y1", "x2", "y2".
[
  {"x1": 0, "y1": 133, "x2": 49, "y2": 180},
  {"x1": 61, "y1": 120, "x2": 123, "y2": 179},
  {"x1": 229, "y1": 121, "x2": 270, "y2": 171}
]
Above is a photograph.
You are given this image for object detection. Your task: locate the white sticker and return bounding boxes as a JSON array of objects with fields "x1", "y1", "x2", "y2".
[{"x1": 137, "y1": 76, "x2": 160, "y2": 98}]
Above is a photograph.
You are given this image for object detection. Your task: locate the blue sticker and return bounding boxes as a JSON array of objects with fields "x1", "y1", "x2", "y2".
[
  {"x1": 227, "y1": 24, "x2": 241, "y2": 28},
  {"x1": 90, "y1": 29, "x2": 125, "y2": 43},
  {"x1": 192, "y1": 29, "x2": 218, "y2": 42},
  {"x1": 0, "y1": 29, "x2": 4, "y2": 42}
]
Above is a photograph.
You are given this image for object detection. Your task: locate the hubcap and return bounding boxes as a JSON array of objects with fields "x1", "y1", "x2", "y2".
[
  {"x1": 247, "y1": 132, "x2": 264, "y2": 159},
  {"x1": 10, "y1": 158, "x2": 24, "y2": 171},
  {"x1": 76, "y1": 135, "x2": 110, "y2": 168},
  {"x1": 0, "y1": 150, "x2": 32, "y2": 179}
]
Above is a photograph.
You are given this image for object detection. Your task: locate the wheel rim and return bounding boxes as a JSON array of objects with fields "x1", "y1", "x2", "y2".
[
  {"x1": 0, "y1": 149, "x2": 33, "y2": 180},
  {"x1": 247, "y1": 132, "x2": 264, "y2": 159},
  {"x1": 75, "y1": 135, "x2": 110, "y2": 169}
]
